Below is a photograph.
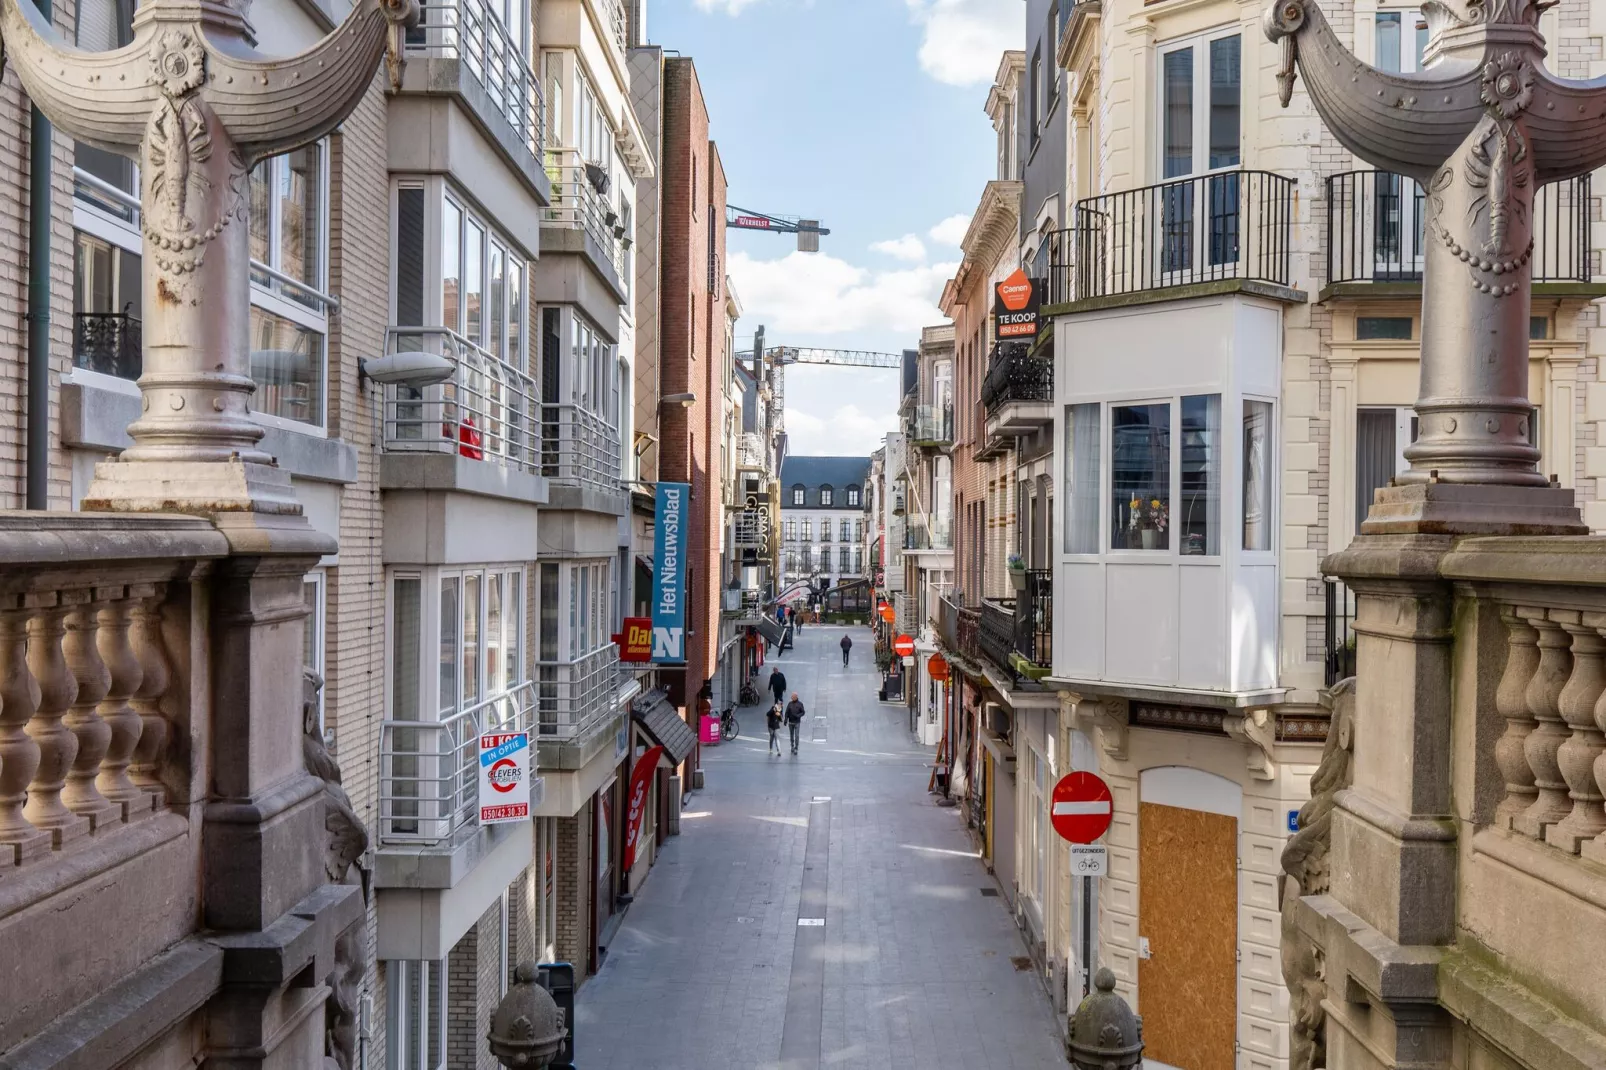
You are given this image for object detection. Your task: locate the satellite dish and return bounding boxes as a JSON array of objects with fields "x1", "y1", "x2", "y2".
[{"x1": 361, "y1": 350, "x2": 457, "y2": 388}]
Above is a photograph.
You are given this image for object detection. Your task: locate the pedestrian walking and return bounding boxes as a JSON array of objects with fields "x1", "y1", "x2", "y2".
[
  {"x1": 766, "y1": 703, "x2": 784, "y2": 756},
  {"x1": 784, "y1": 693, "x2": 806, "y2": 755},
  {"x1": 768, "y1": 666, "x2": 787, "y2": 705},
  {"x1": 840, "y1": 633, "x2": 853, "y2": 667}
]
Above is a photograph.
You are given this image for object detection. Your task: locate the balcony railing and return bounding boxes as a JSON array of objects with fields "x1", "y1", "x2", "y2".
[
  {"x1": 904, "y1": 514, "x2": 954, "y2": 551},
  {"x1": 733, "y1": 514, "x2": 768, "y2": 549},
  {"x1": 378, "y1": 681, "x2": 535, "y2": 845},
  {"x1": 981, "y1": 343, "x2": 1053, "y2": 410},
  {"x1": 407, "y1": 0, "x2": 546, "y2": 162},
  {"x1": 737, "y1": 431, "x2": 766, "y2": 469},
  {"x1": 1014, "y1": 569, "x2": 1052, "y2": 668},
  {"x1": 958, "y1": 605, "x2": 982, "y2": 665},
  {"x1": 382, "y1": 326, "x2": 541, "y2": 473},
  {"x1": 535, "y1": 646, "x2": 622, "y2": 739},
  {"x1": 544, "y1": 147, "x2": 627, "y2": 281},
  {"x1": 908, "y1": 403, "x2": 954, "y2": 446},
  {"x1": 1326, "y1": 170, "x2": 1590, "y2": 286},
  {"x1": 596, "y1": 0, "x2": 629, "y2": 54},
  {"x1": 540, "y1": 402, "x2": 622, "y2": 491},
  {"x1": 979, "y1": 599, "x2": 1017, "y2": 672},
  {"x1": 74, "y1": 311, "x2": 142, "y2": 380},
  {"x1": 1056, "y1": 169, "x2": 1295, "y2": 302}
]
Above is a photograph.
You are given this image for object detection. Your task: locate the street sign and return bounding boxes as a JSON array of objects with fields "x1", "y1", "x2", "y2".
[
  {"x1": 879, "y1": 603, "x2": 895, "y2": 623},
  {"x1": 927, "y1": 653, "x2": 950, "y2": 682},
  {"x1": 1070, "y1": 844, "x2": 1108, "y2": 877},
  {"x1": 1051, "y1": 770, "x2": 1113, "y2": 844},
  {"x1": 478, "y1": 732, "x2": 531, "y2": 824},
  {"x1": 893, "y1": 634, "x2": 916, "y2": 657}
]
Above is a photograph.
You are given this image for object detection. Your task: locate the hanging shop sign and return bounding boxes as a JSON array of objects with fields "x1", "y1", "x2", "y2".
[
  {"x1": 651, "y1": 482, "x2": 691, "y2": 663},
  {"x1": 478, "y1": 732, "x2": 532, "y2": 825},
  {"x1": 615, "y1": 617, "x2": 652, "y2": 662},
  {"x1": 993, "y1": 267, "x2": 1041, "y2": 339},
  {"x1": 622, "y1": 744, "x2": 665, "y2": 872}
]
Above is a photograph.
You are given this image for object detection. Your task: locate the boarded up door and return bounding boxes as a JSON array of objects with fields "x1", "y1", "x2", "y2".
[{"x1": 1137, "y1": 801, "x2": 1237, "y2": 1070}]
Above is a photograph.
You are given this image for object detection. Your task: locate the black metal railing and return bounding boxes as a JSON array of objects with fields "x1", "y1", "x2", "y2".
[
  {"x1": 981, "y1": 343, "x2": 1053, "y2": 411},
  {"x1": 938, "y1": 592, "x2": 964, "y2": 652},
  {"x1": 958, "y1": 607, "x2": 982, "y2": 665},
  {"x1": 74, "y1": 311, "x2": 142, "y2": 380},
  {"x1": 1044, "y1": 228, "x2": 1072, "y2": 304},
  {"x1": 1014, "y1": 569, "x2": 1052, "y2": 667},
  {"x1": 1058, "y1": 170, "x2": 1295, "y2": 301},
  {"x1": 1326, "y1": 170, "x2": 1590, "y2": 286},
  {"x1": 1324, "y1": 577, "x2": 1356, "y2": 687},
  {"x1": 979, "y1": 599, "x2": 1017, "y2": 671}
]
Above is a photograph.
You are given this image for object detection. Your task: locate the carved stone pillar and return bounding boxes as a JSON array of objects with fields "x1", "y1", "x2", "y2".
[
  {"x1": 95, "y1": 586, "x2": 149, "y2": 818},
  {"x1": 0, "y1": 600, "x2": 47, "y2": 864},
  {"x1": 1545, "y1": 613, "x2": 1606, "y2": 852},
  {"x1": 61, "y1": 589, "x2": 116, "y2": 829},
  {"x1": 23, "y1": 599, "x2": 87, "y2": 846},
  {"x1": 1514, "y1": 609, "x2": 1574, "y2": 839},
  {"x1": 1494, "y1": 606, "x2": 1540, "y2": 826}
]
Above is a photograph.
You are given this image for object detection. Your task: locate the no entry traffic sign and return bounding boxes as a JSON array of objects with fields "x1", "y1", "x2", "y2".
[
  {"x1": 892, "y1": 634, "x2": 916, "y2": 657},
  {"x1": 1050, "y1": 770, "x2": 1113, "y2": 844}
]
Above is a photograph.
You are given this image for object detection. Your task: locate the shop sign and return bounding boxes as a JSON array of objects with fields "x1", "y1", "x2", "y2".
[
  {"x1": 651, "y1": 483, "x2": 691, "y2": 663},
  {"x1": 478, "y1": 732, "x2": 531, "y2": 825},
  {"x1": 622, "y1": 745, "x2": 665, "y2": 871},
  {"x1": 993, "y1": 267, "x2": 1041, "y2": 339},
  {"x1": 615, "y1": 617, "x2": 652, "y2": 662}
]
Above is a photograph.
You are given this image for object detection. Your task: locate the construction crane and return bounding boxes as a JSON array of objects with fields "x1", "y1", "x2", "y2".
[
  {"x1": 726, "y1": 205, "x2": 830, "y2": 252},
  {"x1": 737, "y1": 325, "x2": 904, "y2": 428}
]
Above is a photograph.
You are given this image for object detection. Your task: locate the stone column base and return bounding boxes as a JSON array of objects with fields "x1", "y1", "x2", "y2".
[{"x1": 1361, "y1": 484, "x2": 1585, "y2": 537}]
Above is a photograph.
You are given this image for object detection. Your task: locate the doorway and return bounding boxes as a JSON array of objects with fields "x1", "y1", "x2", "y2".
[{"x1": 1136, "y1": 768, "x2": 1239, "y2": 1070}]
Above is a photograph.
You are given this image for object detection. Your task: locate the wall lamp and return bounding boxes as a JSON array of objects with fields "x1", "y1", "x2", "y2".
[{"x1": 661, "y1": 392, "x2": 696, "y2": 408}]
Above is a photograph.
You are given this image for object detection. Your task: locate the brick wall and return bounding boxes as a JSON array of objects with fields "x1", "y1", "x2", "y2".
[
  {"x1": 446, "y1": 900, "x2": 506, "y2": 1070},
  {"x1": 554, "y1": 804, "x2": 592, "y2": 970}
]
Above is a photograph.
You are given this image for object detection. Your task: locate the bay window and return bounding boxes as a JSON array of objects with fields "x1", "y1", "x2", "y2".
[{"x1": 1064, "y1": 403, "x2": 1101, "y2": 554}]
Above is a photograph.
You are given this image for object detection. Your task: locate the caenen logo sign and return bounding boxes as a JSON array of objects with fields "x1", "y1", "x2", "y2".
[{"x1": 994, "y1": 267, "x2": 1040, "y2": 339}]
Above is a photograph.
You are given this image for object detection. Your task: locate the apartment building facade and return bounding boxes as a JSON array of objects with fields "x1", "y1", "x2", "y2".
[{"x1": 780, "y1": 455, "x2": 871, "y2": 594}]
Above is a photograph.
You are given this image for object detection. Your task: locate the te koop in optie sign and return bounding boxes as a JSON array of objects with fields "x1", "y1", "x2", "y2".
[{"x1": 478, "y1": 732, "x2": 531, "y2": 824}]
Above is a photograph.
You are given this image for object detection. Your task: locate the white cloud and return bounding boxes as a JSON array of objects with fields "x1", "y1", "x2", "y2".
[
  {"x1": 927, "y1": 213, "x2": 971, "y2": 247},
  {"x1": 785, "y1": 403, "x2": 899, "y2": 455},
  {"x1": 727, "y1": 250, "x2": 957, "y2": 338},
  {"x1": 870, "y1": 234, "x2": 928, "y2": 261},
  {"x1": 904, "y1": 0, "x2": 1022, "y2": 87},
  {"x1": 693, "y1": 0, "x2": 761, "y2": 13}
]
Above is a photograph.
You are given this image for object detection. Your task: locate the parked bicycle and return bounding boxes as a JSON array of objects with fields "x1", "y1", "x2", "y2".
[
  {"x1": 738, "y1": 679, "x2": 761, "y2": 706},
  {"x1": 719, "y1": 703, "x2": 740, "y2": 740}
]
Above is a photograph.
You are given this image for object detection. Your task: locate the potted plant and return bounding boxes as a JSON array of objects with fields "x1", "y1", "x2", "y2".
[
  {"x1": 1127, "y1": 495, "x2": 1169, "y2": 550},
  {"x1": 1006, "y1": 552, "x2": 1027, "y2": 591}
]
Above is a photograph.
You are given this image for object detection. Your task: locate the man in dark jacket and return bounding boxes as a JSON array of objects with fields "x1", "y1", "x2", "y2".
[
  {"x1": 769, "y1": 666, "x2": 787, "y2": 705},
  {"x1": 784, "y1": 693, "x2": 806, "y2": 755},
  {"x1": 840, "y1": 633, "x2": 853, "y2": 667}
]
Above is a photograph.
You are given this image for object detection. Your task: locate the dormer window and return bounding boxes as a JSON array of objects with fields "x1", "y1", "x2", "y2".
[
  {"x1": 820, "y1": 485, "x2": 834, "y2": 507},
  {"x1": 846, "y1": 485, "x2": 861, "y2": 507},
  {"x1": 792, "y1": 484, "x2": 805, "y2": 506}
]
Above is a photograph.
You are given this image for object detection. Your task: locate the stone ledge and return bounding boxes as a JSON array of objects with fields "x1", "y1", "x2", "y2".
[
  {"x1": 1440, "y1": 951, "x2": 1606, "y2": 1070},
  {"x1": 379, "y1": 452, "x2": 549, "y2": 506},
  {"x1": 0, "y1": 512, "x2": 228, "y2": 570},
  {"x1": 1301, "y1": 893, "x2": 1442, "y2": 1004},
  {"x1": 1041, "y1": 277, "x2": 1306, "y2": 317},
  {"x1": 0, "y1": 939, "x2": 222, "y2": 1070},
  {"x1": 210, "y1": 882, "x2": 364, "y2": 988}
]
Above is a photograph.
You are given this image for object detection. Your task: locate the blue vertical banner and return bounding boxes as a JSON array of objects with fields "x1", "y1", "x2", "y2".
[{"x1": 652, "y1": 482, "x2": 690, "y2": 663}]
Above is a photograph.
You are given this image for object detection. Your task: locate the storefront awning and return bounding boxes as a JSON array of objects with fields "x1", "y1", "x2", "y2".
[
  {"x1": 757, "y1": 615, "x2": 785, "y2": 646},
  {"x1": 631, "y1": 688, "x2": 696, "y2": 766}
]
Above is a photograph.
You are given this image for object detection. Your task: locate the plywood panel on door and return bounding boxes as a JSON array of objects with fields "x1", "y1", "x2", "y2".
[{"x1": 1137, "y1": 801, "x2": 1238, "y2": 1070}]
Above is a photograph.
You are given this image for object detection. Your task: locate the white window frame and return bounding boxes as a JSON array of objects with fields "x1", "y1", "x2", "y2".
[
  {"x1": 792, "y1": 486, "x2": 805, "y2": 506},
  {"x1": 386, "y1": 564, "x2": 528, "y2": 725},
  {"x1": 847, "y1": 486, "x2": 860, "y2": 506},
  {"x1": 386, "y1": 959, "x2": 448, "y2": 1070},
  {"x1": 560, "y1": 559, "x2": 615, "y2": 662},
  {"x1": 1155, "y1": 28, "x2": 1242, "y2": 182},
  {"x1": 303, "y1": 570, "x2": 327, "y2": 734},
  {"x1": 820, "y1": 486, "x2": 834, "y2": 507}
]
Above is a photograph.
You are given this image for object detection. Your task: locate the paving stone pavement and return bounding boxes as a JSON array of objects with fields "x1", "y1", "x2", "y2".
[{"x1": 575, "y1": 625, "x2": 1067, "y2": 1069}]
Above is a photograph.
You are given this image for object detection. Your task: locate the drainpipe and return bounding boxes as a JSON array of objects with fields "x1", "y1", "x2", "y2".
[{"x1": 25, "y1": 0, "x2": 53, "y2": 510}]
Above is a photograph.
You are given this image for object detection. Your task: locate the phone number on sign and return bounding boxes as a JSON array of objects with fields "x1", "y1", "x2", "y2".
[{"x1": 481, "y1": 804, "x2": 528, "y2": 821}]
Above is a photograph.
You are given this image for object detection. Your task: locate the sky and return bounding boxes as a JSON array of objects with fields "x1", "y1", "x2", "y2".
[{"x1": 642, "y1": 0, "x2": 1021, "y2": 456}]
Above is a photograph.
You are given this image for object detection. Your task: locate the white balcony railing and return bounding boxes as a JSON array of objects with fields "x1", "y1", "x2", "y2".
[
  {"x1": 540, "y1": 402, "x2": 621, "y2": 491},
  {"x1": 382, "y1": 326, "x2": 541, "y2": 474},
  {"x1": 378, "y1": 680, "x2": 536, "y2": 846},
  {"x1": 534, "y1": 646, "x2": 622, "y2": 738},
  {"x1": 595, "y1": 0, "x2": 629, "y2": 53},
  {"x1": 544, "y1": 147, "x2": 627, "y2": 281},
  {"x1": 407, "y1": 0, "x2": 546, "y2": 162},
  {"x1": 737, "y1": 431, "x2": 766, "y2": 469}
]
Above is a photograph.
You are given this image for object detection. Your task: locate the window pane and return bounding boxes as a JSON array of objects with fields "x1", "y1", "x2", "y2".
[
  {"x1": 1162, "y1": 48, "x2": 1193, "y2": 179},
  {"x1": 393, "y1": 578, "x2": 422, "y2": 720},
  {"x1": 1207, "y1": 37, "x2": 1240, "y2": 169},
  {"x1": 505, "y1": 572, "x2": 522, "y2": 686},
  {"x1": 396, "y1": 188, "x2": 426, "y2": 327},
  {"x1": 442, "y1": 199, "x2": 462, "y2": 333},
  {"x1": 249, "y1": 160, "x2": 271, "y2": 267},
  {"x1": 1111, "y1": 403, "x2": 1171, "y2": 551},
  {"x1": 508, "y1": 260, "x2": 525, "y2": 372},
  {"x1": 1357, "y1": 315, "x2": 1411, "y2": 340},
  {"x1": 439, "y1": 576, "x2": 459, "y2": 715},
  {"x1": 248, "y1": 305, "x2": 324, "y2": 427},
  {"x1": 1355, "y1": 409, "x2": 1398, "y2": 529},
  {"x1": 1376, "y1": 13, "x2": 1402, "y2": 73},
  {"x1": 463, "y1": 573, "x2": 481, "y2": 707},
  {"x1": 487, "y1": 572, "x2": 504, "y2": 696},
  {"x1": 489, "y1": 243, "x2": 506, "y2": 361},
  {"x1": 1065, "y1": 403, "x2": 1101, "y2": 553},
  {"x1": 1179, "y1": 395, "x2": 1221, "y2": 556},
  {"x1": 1243, "y1": 400, "x2": 1273, "y2": 550},
  {"x1": 281, "y1": 143, "x2": 322, "y2": 300},
  {"x1": 465, "y1": 221, "x2": 485, "y2": 344}
]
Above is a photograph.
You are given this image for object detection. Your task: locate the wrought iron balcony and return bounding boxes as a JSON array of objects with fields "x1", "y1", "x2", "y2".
[
  {"x1": 544, "y1": 147, "x2": 627, "y2": 284},
  {"x1": 1326, "y1": 170, "x2": 1590, "y2": 288},
  {"x1": 74, "y1": 311, "x2": 142, "y2": 380},
  {"x1": 979, "y1": 599, "x2": 1017, "y2": 673},
  {"x1": 957, "y1": 605, "x2": 982, "y2": 665},
  {"x1": 980, "y1": 344, "x2": 1053, "y2": 455},
  {"x1": 405, "y1": 0, "x2": 546, "y2": 167},
  {"x1": 1014, "y1": 569, "x2": 1052, "y2": 669},
  {"x1": 1054, "y1": 169, "x2": 1295, "y2": 303},
  {"x1": 938, "y1": 591, "x2": 963, "y2": 652},
  {"x1": 378, "y1": 681, "x2": 537, "y2": 845},
  {"x1": 381, "y1": 326, "x2": 541, "y2": 474}
]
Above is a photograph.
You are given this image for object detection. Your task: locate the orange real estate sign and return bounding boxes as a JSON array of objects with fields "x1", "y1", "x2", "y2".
[{"x1": 994, "y1": 267, "x2": 1040, "y2": 338}]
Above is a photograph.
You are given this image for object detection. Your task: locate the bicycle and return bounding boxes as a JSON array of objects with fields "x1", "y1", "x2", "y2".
[
  {"x1": 738, "y1": 679, "x2": 761, "y2": 706},
  {"x1": 719, "y1": 703, "x2": 740, "y2": 741}
]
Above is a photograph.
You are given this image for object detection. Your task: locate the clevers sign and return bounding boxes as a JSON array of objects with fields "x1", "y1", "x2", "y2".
[
  {"x1": 652, "y1": 482, "x2": 691, "y2": 663},
  {"x1": 993, "y1": 267, "x2": 1042, "y2": 339},
  {"x1": 478, "y1": 732, "x2": 531, "y2": 824}
]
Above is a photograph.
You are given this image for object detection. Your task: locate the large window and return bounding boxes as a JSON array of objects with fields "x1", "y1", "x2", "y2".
[
  {"x1": 565, "y1": 560, "x2": 613, "y2": 660},
  {"x1": 1243, "y1": 400, "x2": 1274, "y2": 551},
  {"x1": 1111, "y1": 403, "x2": 1171, "y2": 551},
  {"x1": 801, "y1": 519, "x2": 812, "y2": 542},
  {"x1": 1178, "y1": 395, "x2": 1221, "y2": 556},
  {"x1": 821, "y1": 521, "x2": 834, "y2": 544},
  {"x1": 390, "y1": 566, "x2": 525, "y2": 729},
  {"x1": 1159, "y1": 31, "x2": 1242, "y2": 274},
  {"x1": 1064, "y1": 403, "x2": 1101, "y2": 554},
  {"x1": 785, "y1": 518, "x2": 797, "y2": 541},
  {"x1": 839, "y1": 547, "x2": 851, "y2": 572},
  {"x1": 1355, "y1": 407, "x2": 1418, "y2": 529}
]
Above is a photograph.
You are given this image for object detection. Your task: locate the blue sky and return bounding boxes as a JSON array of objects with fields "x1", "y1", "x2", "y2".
[{"x1": 643, "y1": 0, "x2": 1021, "y2": 455}]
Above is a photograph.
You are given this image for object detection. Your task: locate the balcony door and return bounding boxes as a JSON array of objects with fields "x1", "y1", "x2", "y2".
[
  {"x1": 1371, "y1": 14, "x2": 1430, "y2": 279},
  {"x1": 1157, "y1": 31, "x2": 1241, "y2": 280}
]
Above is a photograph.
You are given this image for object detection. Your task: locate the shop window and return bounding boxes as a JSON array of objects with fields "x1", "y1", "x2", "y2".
[
  {"x1": 1242, "y1": 400, "x2": 1274, "y2": 551},
  {"x1": 1064, "y1": 402, "x2": 1101, "y2": 555},
  {"x1": 1178, "y1": 394, "x2": 1221, "y2": 556},
  {"x1": 1111, "y1": 402, "x2": 1171, "y2": 551},
  {"x1": 1356, "y1": 316, "x2": 1412, "y2": 340}
]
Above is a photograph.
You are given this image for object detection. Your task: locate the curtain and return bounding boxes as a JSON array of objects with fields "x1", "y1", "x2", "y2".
[{"x1": 1355, "y1": 409, "x2": 1398, "y2": 529}]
